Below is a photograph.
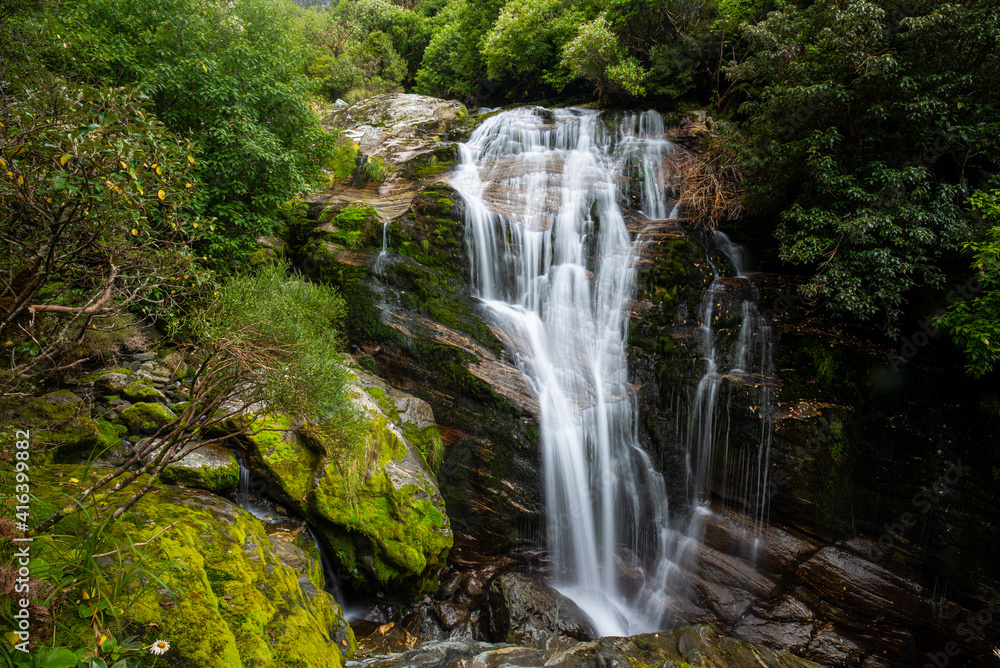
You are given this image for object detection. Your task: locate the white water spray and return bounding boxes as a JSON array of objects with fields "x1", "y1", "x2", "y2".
[{"x1": 451, "y1": 108, "x2": 683, "y2": 635}]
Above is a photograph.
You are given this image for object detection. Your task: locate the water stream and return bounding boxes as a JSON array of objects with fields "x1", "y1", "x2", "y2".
[
  {"x1": 449, "y1": 106, "x2": 780, "y2": 635},
  {"x1": 451, "y1": 107, "x2": 681, "y2": 635}
]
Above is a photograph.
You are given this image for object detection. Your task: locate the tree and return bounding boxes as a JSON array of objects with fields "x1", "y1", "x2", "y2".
[
  {"x1": 561, "y1": 14, "x2": 648, "y2": 101},
  {"x1": 481, "y1": 0, "x2": 586, "y2": 96},
  {"x1": 0, "y1": 75, "x2": 206, "y2": 391},
  {"x1": 937, "y1": 190, "x2": 1000, "y2": 377},
  {"x1": 35, "y1": 0, "x2": 339, "y2": 260},
  {"x1": 414, "y1": 0, "x2": 506, "y2": 103},
  {"x1": 726, "y1": 0, "x2": 1000, "y2": 331}
]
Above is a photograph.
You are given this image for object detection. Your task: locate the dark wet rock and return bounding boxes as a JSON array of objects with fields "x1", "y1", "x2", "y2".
[
  {"x1": 354, "y1": 603, "x2": 402, "y2": 625},
  {"x1": 448, "y1": 616, "x2": 476, "y2": 640},
  {"x1": 485, "y1": 573, "x2": 597, "y2": 648},
  {"x1": 434, "y1": 600, "x2": 469, "y2": 629},
  {"x1": 437, "y1": 570, "x2": 463, "y2": 599},
  {"x1": 401, "y1": 605, "x2": 449, "y2": 642},
  {"x1": 355, "y1": 622, "x2": 421, "y2": 656},
  {"x1": 460, "y1": 575, "x2": 487, "y2": 608},
  {"x1": 346, "y1": 624, "x2": 821, "y2": 668}
]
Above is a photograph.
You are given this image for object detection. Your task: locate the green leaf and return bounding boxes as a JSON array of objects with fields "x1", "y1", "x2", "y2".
[{"x1": 40, "y1": 649, "x2": 78, "y2": 668}]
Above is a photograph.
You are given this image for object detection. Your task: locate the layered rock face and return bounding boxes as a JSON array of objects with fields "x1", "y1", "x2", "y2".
[{"x1": 296, "y1": 95, "x2": 545, "y2": 557}]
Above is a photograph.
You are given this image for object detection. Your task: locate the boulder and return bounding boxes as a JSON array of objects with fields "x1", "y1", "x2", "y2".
[
  {"x1": 31, "y1": 466, "x2": 355, "y2": 668},
  {"x1": 119, "y1": 401, "x2": 175, "y2": 435},
  {"x1": 143, "y1": 440, "x2": 240, "y2": 494},
  {"x1": 434, "y1": 601, "x2": 469, "y2": 629},
  {"x1": 238, "y1": 373, "x2": 453, "y2": 595},
  {"x1": 484, "y1": 573, "x2": 597, "y2": 648},
  {"x1": 21, "y1": 390, "x2": 123, "y2": 460}
]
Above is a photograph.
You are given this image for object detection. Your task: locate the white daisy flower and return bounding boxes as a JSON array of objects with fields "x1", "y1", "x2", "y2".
[{"x1": 149, "y1": 640, "x2": 170, "y2": 655}]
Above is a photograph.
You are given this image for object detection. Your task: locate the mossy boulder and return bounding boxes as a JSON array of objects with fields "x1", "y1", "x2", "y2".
[
  {"x1": 120, "y1": 401, "x2": 176, "y2": 435},
  {"x1": 152, "y1": 441, "x2": 241, "y2": 494},
  {"x1": 306, "y1": 202, "x2": 383, "y2": 251},
  {"x1": 236, "y1": 377, "x2": 452, "y2": 595},
  {"x1": 249, "y1": 235, "x2": 288, "y2": 265},
  {"x1": 121, "y1": 379, "x2": 167, "y2": 403},
  {"x1": 20, "y1": 390, "x2": 122, "y2": 461},
  {"x1": 82, "y1": 369, "x2": 133, "y2": 392},
  {"x1": 31, "y1": 465, "x2": 355, "y2": 668}
]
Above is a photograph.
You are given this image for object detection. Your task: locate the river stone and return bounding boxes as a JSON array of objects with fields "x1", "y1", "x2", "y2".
[
  {"x1": 460, "y1": 575, "x2": 487, "y2": 608},
  {"x1": 95, "y1": 372, "x2": 132, "y2": 393},
  {"x1": 485, "y1": 573, "x2": 597, "y2": 648},
  {"x1": 437, "y1": 570, "x2": 463, "y2": 599},
  {"x1": 434, "y1": 601, "x2": 469, "y2": 629},
  {"x1": 345, "y1": 624, "x2": 823, "y2": 668}
]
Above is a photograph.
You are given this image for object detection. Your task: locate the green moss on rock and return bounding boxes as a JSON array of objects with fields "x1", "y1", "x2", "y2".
[
  {"x1": 18, "y1": 391, "x2": 122, "y2": 461},
  {"x1": 120, "y1": 402, "x2": 176, "y2": 435},
  {"x1": 237, "y1": 406, "x2": 452, "y2": 595},
  {"x1": 121, "y1": 379, "x2": 165, "y2": 402},
  {"x1": 27, "y1": 465, "x2": 355, "y2": 668},
  {"x1": 158, "y1": 445, "x2": 241, "y2": 494}
]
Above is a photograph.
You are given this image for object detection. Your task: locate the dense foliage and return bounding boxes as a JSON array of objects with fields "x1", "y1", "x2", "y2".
[
  {"x1": 32, "y1": 0, "x2": 343, "y2": 259},
  {"x1": 726, "y1": 0, "x2": 1000, "y2": 333},
  {"x1": 937, "y1": 190, "x2": 1000, "y2": 377}
]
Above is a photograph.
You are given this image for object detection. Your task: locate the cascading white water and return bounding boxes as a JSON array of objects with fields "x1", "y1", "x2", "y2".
[
  {"x1": 451, "y1": 107, "x2": 681, "y2": 635},
  {"x1": 685, "y1": 232, "x2": 776, "y2": 542}
]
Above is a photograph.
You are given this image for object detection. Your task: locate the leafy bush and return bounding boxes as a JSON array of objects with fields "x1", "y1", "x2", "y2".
[
  {"x1": 561, "y1": 14, "x2": 648, "y2": 101},
  {"x1": 0, "y1": 76, "x2": 207, "y2": 391},
  {"x1": 937, "y1": 190, "x2": 1000, "y2": 376},
  {"x1": 34, "y1": 0, "x2": 338, "y2": 262}
]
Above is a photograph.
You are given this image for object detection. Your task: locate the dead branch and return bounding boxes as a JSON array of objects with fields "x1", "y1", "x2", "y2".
[
  {"x1": 28, "y1": 265, "x2": 118, "y2": 315},
  {"x1": 675, "y1": 145, "x2": 744, "y2": 230}
]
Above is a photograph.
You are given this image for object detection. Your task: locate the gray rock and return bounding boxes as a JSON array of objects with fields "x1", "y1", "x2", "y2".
[
  {"x1": 133, "y1": 352, "x2": 156, "y2": 362},
  {"x1": 95, "y1": 372, "x2": 131, "y2": 393},
  {"x1": 485, "y1": 573, "x2": 597, "y2": 648}
]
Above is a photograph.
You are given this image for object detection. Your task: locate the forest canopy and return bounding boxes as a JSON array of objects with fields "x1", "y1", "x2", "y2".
[{"x1": 3, "y1": 0, "x2": 999, "y2": 381}]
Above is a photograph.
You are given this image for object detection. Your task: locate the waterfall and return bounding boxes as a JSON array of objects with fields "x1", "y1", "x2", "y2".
[
  {"x1": 685, "y1": 231, "x2": 776, "y2": 545},
  {"x1": 451, "y1": 107, "x2": 679, "y2": 635}
]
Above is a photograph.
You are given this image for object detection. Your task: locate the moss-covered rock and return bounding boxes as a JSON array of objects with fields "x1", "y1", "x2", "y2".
[
  {"x1": 308, "y1": 202, "x2": 383, "y2": 251},
  {"x1": 120, "y1": 402, "x2": 176, "y2": 435},
  {"x1": 121, "y1": 379, "x2": 167, "y2": 403},
  {"x1": 393, "y1": 185, "x2": 465, "y2": 278},
  {"x1": 155, "y1": 442, "x2": 241, "y2": 494},
  {"x1": 19, "y1": 390, "x2": 123, "y2": 461},
  {"x1": 30, "y1": 465, "x2": 355, "y2": 668},
  {"x1": 249, "y1": 235, "x2": 288, "y2": 266},
  {"x1": 236, "y1": 378, "x2": 452, "y2": 596}
]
